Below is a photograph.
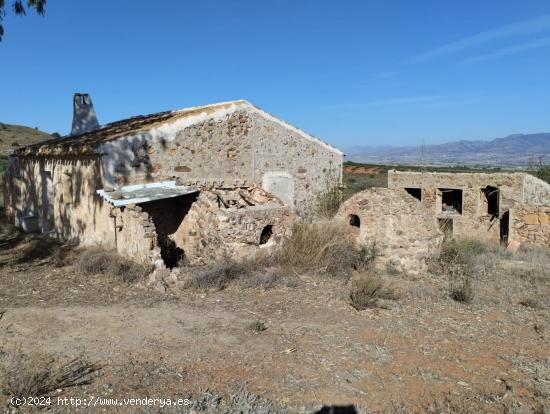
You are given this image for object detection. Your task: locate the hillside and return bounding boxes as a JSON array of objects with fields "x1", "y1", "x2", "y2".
[
  {"x1": 347, "y1": 132, "x2": 550, "y2": 167},
  {"x1": 0, "y1": 123, "x2": 54, "y2": 157}
]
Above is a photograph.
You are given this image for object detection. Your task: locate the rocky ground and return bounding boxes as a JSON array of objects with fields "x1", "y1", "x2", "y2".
[{"x1": 0, "y1": 223, "x2": 548, "y2": 413}]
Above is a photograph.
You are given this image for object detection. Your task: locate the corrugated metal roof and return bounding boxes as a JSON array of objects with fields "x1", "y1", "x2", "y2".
[{"x1": 97, "y1": 181, "x2": 198, "y2": 207}]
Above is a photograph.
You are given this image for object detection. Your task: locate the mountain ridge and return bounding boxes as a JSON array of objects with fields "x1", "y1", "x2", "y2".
[{"x1": 346, "y1": 132, "x2": 550, "y2": 167}]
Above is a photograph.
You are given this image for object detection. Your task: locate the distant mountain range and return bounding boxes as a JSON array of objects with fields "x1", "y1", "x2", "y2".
[{"x1": 346, "y1": 133, "x2": 550, "y2": 167}]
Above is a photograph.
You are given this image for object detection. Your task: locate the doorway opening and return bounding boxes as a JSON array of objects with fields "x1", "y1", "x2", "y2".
[
  {"x1": 482, "y1": 186, "x2": 499, "y2": 217},
  {"x1": 500, "y1": 210, "x2": 510, "y2": 245},
  {"x1": 140, "y1": 193, "x2": 198, "y2": 268}
]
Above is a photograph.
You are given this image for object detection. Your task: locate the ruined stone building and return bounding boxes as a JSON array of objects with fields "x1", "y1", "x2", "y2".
[
  {"x1": 3, "y1": 94, "x2": 343, "y2": 267},
  {"x1": 337, "y1": 187, "x2": 443, "y2": 275},
  {"x1": 388, "y1": 170, "x2": 550, "y2": 248}
]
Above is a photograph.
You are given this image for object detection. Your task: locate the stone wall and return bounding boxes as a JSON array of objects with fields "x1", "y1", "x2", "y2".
[
  {"x1": 522, "y1": 174, "x2": 550, "y2": 206},
  {"x1": 336, "y1": 188, "x2": 443, "y2": 275},
  {"x1": 251, "y1": 111, "x2": 343, "y2": 216},
  {"x1": 112, "y1": 109, "x2": 255, "y2": 188},
  {"x1": 114, "y1": 204, "x2": 163, "y2": 266},
  {"x1": 96, "y1": 103, "x2": 342, "y2": 216},
  {"x1": 3, "y1": 155, "x2": 115, "y2": 247},
  {"x1": 388, "y1": 171, "x2": 527, "y2": 242},
  {"x1": 510, "y1": 204, "x2": 550, "y2": 248}
]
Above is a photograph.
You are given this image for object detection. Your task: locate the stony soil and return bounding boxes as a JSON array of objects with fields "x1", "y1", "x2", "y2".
[{"x1": 0, "y1": 228, "x2": 548, "y2": 413}]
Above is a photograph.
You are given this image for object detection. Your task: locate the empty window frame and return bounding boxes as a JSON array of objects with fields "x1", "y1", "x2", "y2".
[
  {"x1": 404, "y1": 187, "x2": 422, "y2": 201},
  {"x1": 439, "y1": 188, "x2": 462, "y2": 214}
]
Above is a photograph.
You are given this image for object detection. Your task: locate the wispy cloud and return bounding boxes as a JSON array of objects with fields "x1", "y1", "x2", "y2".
[
  {"x1": 404, "y1": 13, "x2": 550, "y2": 63},
  {"x1": 313, "y1": 93, "x2": 471, "y2": 111},
  {"x1": 461, "y1": 35, "x2": 550, "y2": 63}
]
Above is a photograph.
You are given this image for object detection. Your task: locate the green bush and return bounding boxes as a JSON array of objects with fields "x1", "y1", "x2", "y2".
[{"x1": 536, "y1": 165, "x2": 550, "y2": 184}]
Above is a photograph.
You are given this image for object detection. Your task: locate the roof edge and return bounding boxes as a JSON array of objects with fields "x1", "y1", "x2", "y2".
[{"x1": 240, "y1": 101, "x2": 343, "y2": 155}]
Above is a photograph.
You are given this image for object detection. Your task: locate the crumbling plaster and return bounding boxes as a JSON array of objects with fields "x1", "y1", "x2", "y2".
[{"x1": 3, "y1": 155, "x2": 116, "y2": 247}]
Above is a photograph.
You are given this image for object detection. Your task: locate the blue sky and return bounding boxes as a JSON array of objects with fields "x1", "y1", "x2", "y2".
[{"x1": 0, "y1": 0, "x2": 549, "y2": 149}]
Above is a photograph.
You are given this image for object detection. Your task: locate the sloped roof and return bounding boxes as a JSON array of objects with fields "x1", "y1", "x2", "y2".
[{"x1": 14, "y1": 100, "x2": 342, "y2": 156}]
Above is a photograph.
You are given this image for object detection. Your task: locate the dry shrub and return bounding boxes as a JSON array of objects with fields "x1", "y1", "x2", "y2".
[
  {"x1": 180, "y1": 386, "x2": 285, "y2": 414},
  {"x1": 0, "y1": 345, "x2": 101, "y2": 403},
  {"x1": 51, "y1": 245, "x2": 77, "y2": 268},
  {"x1": 450, "y1": 278, "x2": 474, "y2": 303},
  {"x1": 439, "y1": 238, "x2": 493, "y2": 265},
  {"x1": 76, "y1": 248, "x2": 151, "y2": 283},
  {"x1": 519, "y1": 297, "x2": 541, "y2": 309},
  {"x1": 315, "y1": 186, "x2": 342, "y2": 219},
  {"x1": 248, "y1": 321, "x2": 267, "y2": 332},
  {"x1": 274, "y1": 220, "x2": 360, "y2": 278},
  {"x1": 239, "y1": 271, "x2": 281, "y2": 289},
  {"x1": 349, "y1": 272, "x2": 398, "y2": 310},
  {"x1": 184, "y1": 262, "x2": 249, "y2": 290},
  {"x1": 183, "y1": 257, "x2": 287, "y2": 291},
  {"x1": 10, "y1": 238, "x2": 63, "y2": 265}
]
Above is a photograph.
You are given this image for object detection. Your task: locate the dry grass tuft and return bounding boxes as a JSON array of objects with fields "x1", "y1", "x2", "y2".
[
  {"x1": 450, "y1": 278, "x2": 474, "y2": 303},
  {"x1": 0, "y1": 345, "x2": 102, "y2": 403},
  {"x1": 349, "y1": 272, "x2": 399, "y2": 310},
  {"x1": 519, "y1": 297, "x2": 541, "y2": 309},
  {"x1": 248, "y1": 321, "x2": 267, "y2": 332},
  {"x1": 9, "y1": 238, "x2": 65, "y2": 266},
  {"x1": 184, "y1": 262, "x2": 250, "y2": 290},
  {"x1": 315, "y1": 186, "x2": 343, "y2": 219},
  {"x1": 274, "y1": 220, "x2": 361, "y2": 278},
  {"x1": 76, "y1": 248, "x2": 151, "y2": 283},
  {"x1": 239, "y1": 271, "x2": 281, "y2": 289}
]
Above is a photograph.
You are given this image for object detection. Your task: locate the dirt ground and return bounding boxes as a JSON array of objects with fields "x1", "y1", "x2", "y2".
[{"x1": 0, "y1": 223, "x2": 549, "y2": 413}]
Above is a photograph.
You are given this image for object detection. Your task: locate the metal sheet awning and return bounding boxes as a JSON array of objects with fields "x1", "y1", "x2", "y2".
[{"x1": 97, "y1": 181, "x2": 198, "y2": 207}]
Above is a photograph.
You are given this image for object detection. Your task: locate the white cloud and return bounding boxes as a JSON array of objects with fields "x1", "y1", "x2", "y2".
[
  {"x1": 461, "y1": 35, "x2": 550, "y2": 63},
  {"x1": 405, "y1": 13, "x2": 550, "y2": 63}
]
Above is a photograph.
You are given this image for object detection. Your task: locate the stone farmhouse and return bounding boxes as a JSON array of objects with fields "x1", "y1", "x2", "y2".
[
  {"x1": 3, "y1": 94, "x2": 343, "y2": 267},
  {"x1": 388, "y1": 170, "x2": 550, "y2": 248}
]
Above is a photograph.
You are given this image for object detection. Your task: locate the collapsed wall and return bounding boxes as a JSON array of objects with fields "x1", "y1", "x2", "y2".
[
  {"x1": 113, "y1": 185, "x2": 295, "y2": 269},
  {"x1": 170, "y1": 186, "x2": 294, "y2": 265},
  {"x1": 337, "y1": 188, "x2": 443, "y2": 275}
]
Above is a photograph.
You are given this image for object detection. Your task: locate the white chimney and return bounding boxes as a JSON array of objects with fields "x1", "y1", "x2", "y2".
[{"x1": 71, "y1": 93, "x2": 99, "y2": 136}]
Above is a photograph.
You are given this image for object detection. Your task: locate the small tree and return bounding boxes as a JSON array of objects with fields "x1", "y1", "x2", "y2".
[
  {"x1": 0, "y1": 0, "x2": 46, "y2": 42},
  {"x1": 536, "y1": 163, "x2": 550, "y2": 184}
]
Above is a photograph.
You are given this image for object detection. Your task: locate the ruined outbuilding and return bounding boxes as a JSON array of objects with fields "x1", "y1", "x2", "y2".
[
  {"x1": 3, "y1": 95, "x2": 341, "y2": 268},
  {"x1": 388, "y1": 170, "x2": 550, "y2": 249},
  {"x1": 337, "y1": 188, "x2": 444, "y2": 275}
]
